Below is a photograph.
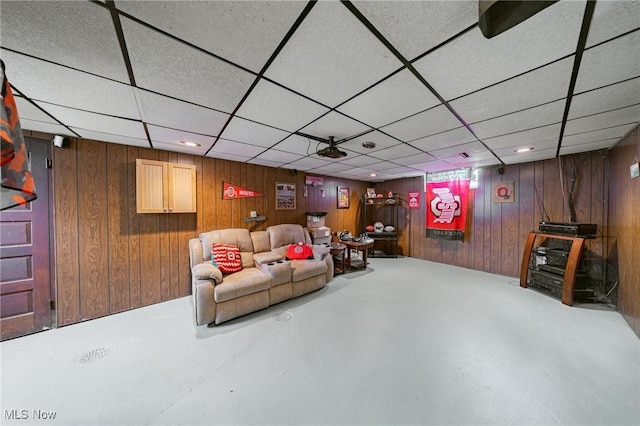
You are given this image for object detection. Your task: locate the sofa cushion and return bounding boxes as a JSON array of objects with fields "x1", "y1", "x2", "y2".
[
  {"x1": 250, "y1": 230, "x2": 271, "y2": 253},
  {"x1": 253, "y1": 251, "x2": 283, "y2": 266},
  {"x1": 192, "y1": 262, "x2": 223, "y2": 284},
  {"x1": 290, "y1": 259, "x2": 328, "y2": 282},
  {"x1": 267, "y1": 224, "x2": 311, "y2": 250},
  {"x1": 212, "y1": 243, "x2": 243, "y2": 273},
  {"x1": 199, "y1": 229, "x2": 254, "y2": 268},
  {"x1": 214, "y1": 267, "x2": 271, "y2": 303}
]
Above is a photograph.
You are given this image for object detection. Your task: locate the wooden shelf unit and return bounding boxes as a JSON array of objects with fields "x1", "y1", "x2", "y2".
[
  {"x1": 361, "y1": 195, "x2": 399, "y2": 258},
  {"x1": 520, "y1": 231, "x2": 587, "y2": 306}
]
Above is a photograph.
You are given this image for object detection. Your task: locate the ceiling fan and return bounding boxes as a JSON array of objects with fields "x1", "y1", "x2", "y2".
[{"x1": 295, "y1": 132, "x2": 347, "y2": 158}]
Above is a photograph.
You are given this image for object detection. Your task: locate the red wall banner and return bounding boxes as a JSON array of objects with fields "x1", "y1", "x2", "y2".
[
  {"x1": 425, "y1": 169, "x2": 471, "y2": 241},
  {"x1": 222, "y1": 182, "x2": 264, "y2": 199}
]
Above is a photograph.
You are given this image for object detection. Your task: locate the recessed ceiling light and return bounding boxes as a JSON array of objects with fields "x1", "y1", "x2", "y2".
[
  {"x1": 515, "y1": 147, "x2": 534, "y2": 153},
  {"x1": 370, "y1": 173, "x2": 377, "y2": 177},
  {"x1": 180, "y1": 141, "x2": 201, "y2": 147},
  {"x1": 362, "y1": 141, "x2": 376, "y2": 149}
]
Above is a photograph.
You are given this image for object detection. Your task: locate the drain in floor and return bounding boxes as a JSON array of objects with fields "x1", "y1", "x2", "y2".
[
  {"x1": 273, "y1": 312, "x2": 292, "y2": 322},
  {"x1": 75, "y1": 347, "x2": 110, "y2": 365}
]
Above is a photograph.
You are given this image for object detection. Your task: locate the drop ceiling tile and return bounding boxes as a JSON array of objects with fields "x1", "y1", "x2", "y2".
[
  {"x1": 560, "y1": 139, "x2": 620, "y2": 155},
  {"x1": 370, "y1": 143, "x2": 423, "y2": 161},
  {"x1": 15, "y1": 97, "x2": 58, "y2": 124},
  {"x1": 1, "y1": 50, "x2": 140, "y2": 119},
  {"x1": 264, "y1": 1, "x2": 402, "y2": 107},
  {"x1": 254, "y1": 149, "x2": 303, "y2": 164},
  {"x1": 399, "y1": 153, "x2": 437, "y2": 166},
  {"x1": 353, "y1": 0, "x2": 478, "y2": 61},
  {"x1": 574, "y1": 31, "x2": 640, "y2": 93},
  {"x1": 236, "y1": 80, "x2": 329, "y2": 132},
  {"x1": 287, "y1": 157, "x2": 333, "y2": 170},
  {"x1": 337, "y1": 69, "x2": 440, "y2": 128},
  {"x1": 209, "y1": 152, "x2": 253, "y2": 163},
  {"x1": 21, "y1": 120, "x2": 70, "y2": 136},
  {"x1": 470, "y1": 100, "x2": 565, "y2": 140},
  {"x1": 120, "y1": 17, "x2": 255, "y2": 113},
  {"x1": 338, "y1": 131, "x2": 401, "y2": 154},
  {"x1": 248, "y1": 158, "x2": 284, "y2": 169},
  {"x1": 338, "y1": 154, "x2": 383, "y2": 167},
  {"x1": 1, "y1": 1, "x2": 129, "y2": 82},
  {"x1": 272, "y1": 135, "x2": 321, "y2": 156},
  {"x1": 412, "y1": 159, "x2": 455, "y2": 173},
  {"x1": 564, "y1": 104, "x2": 640, "y2": 135},
  {"x1": 499, "y1": 147, "x2": 558, "y2": 165},
  {"x1": 137, "y1": 90, "x2": 229, "y2": 136},
  {"x1": 71, "y1": 128, "x2": 149, "y2": 148},
  {"x1": 115, "y1": 1, "x2": 306, "y2": 73},
  {"x1": 414, "y1": 1, "x2": 585, "y2": 101},
  {"x1": 570, "y1": 78, "x2": 640, "y2": 119},
  {"x1": 586, "y1": 1, "x2": 640, "y2": 48},
  {"x1": 410, "y1": 127, "x2": 476, "y2": 151},
  {"x1": 38, "y1": 103, "x2": 146, "y2": 139},
  {"x1": 367, "y1": 161, "x2": 404, "y2": 172},
  {"x1": 562, "y1": 123, "x2": 637, "y2": 147},
  {"x1": 450, "y1": 57, "x2": 574, "y2": 124},
  {"x1": 310, "y1": 162, "x2": 354, "y2": 174},
  {"x1": 220, "y1": 117, "x2": 291, "y2": 148},
  {"x1": 429, "y1": 141, "x2": 493, "y2": 160},
  {"x1": 300, "y1": 112, "x2": 371, "y2": 141},
  {"x1": 147, "y1": 125, "x2": 215, "y2": 147},
  {"x1": 484, "y1": 124, "x2": 562, "y2": 151},
  {"x1": 495, "y1": 139, "x2": 558, "y2": 157},
  {"x1": 380, "y1": 105, "x2": 461, "y2": 142},
  {"x1": 210, "y1": 139, "x2": 267, "y2": 158},
  {"x1": 152, "y1": 141, "x2": 209, "y2": 156}
]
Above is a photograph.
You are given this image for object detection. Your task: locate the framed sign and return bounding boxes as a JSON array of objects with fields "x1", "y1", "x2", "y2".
[
  {"x1": 492, "y1": 181, "x2": 514, "y2": 203},
  {"x1": 337, "y1": 187, "x2": 350, "y2": 209},
  {"x1": 275, "y1": 182, "x2": 296, "y2": 210}
]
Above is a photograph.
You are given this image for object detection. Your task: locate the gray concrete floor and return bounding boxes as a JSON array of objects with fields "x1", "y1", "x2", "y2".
[{"x1": 1, "y1": 257, "x2": 639, "y2": 425}]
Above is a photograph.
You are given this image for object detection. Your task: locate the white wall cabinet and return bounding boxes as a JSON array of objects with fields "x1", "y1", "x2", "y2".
[{"x1": 136, "y1": 159, "x2": 196, "y2": 213}]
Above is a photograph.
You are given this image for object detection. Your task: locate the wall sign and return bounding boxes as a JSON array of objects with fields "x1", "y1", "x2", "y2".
[
  {"x1": 222, "y1": 182, "x2": 264, "y2": 199},
  {"x1": 275, "y1": 182, "x2": 296, "y2": 210},
  {"x1": 425, "y1": 169, "x2": 471, "y2": 241},
  {"x1": 408, "y1": 191, "x2": 420, "y2": 209},
  {"x1": 492, "y1": 181, "x2": 514, "y2": 203}
]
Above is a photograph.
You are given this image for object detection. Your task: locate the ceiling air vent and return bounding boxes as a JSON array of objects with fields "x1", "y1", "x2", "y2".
[{"x1": 458, "y1": 152, "x2": 470, "y2": 158}]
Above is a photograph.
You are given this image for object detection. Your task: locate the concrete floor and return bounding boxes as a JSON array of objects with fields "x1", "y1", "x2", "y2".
[{"x1": 1, "y1": 257, "x2": 639, "y2": 425}]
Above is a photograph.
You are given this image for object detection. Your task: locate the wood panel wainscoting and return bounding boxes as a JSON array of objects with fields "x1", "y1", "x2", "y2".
[{"x1": 35, "y1": 131, "x2": 367, "y2": 327}]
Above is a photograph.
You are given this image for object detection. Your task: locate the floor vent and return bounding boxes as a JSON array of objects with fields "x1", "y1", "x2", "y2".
[
  {"x1": 75, "y1": 348, "x2": 110, "y2": 365},
  {"x1": 273, "y1": 312, "x2": 292, "y2": 322}
]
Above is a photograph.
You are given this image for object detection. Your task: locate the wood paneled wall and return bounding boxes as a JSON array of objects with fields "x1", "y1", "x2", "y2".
[
  {"x1": 49, "y1": 136, "x2": 367, "y2": 326},
  {"x1": 607, "y1": 126, "x2": 640, "y2": 337},
  {"x1": 382, "y1": 152, "x2": 608, "y2": 277}
]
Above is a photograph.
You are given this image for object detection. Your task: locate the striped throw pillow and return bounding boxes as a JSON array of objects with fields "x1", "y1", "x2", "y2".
[{"x1": 212, "y1": 243, "x2": 242, "y2": 273}]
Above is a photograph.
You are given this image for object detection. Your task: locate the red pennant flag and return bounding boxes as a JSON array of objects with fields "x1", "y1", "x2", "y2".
[{"x1": 223, "y1": 182, "x2": 264, "y2": 199}]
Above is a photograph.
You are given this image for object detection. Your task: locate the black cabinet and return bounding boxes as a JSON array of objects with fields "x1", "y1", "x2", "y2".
[{"x1": 361, "y1": 195, "x2": 399, "y2": 258}]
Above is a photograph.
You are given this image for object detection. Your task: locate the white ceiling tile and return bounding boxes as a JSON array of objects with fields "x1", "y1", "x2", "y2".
[
  {"x1": 151, "y1": 141, "x2": 209, "y2": 156},
  {"x1": 206, "y1": 151, "x2": 252, "y2": 163},
  {"x1": 414, "y1": 1, "x2": 585, "y2": 101},
  {"x1": 338, "y1": 131, "x2": 401, "y2": 154},
  {"x1": 412, "y1": 160, "x2": 455, "y2": 173},
  {"x1": 564, "y1": 104, "x2": 640, "y2": 135},
  {"x1": 220, "y1": 117, "x2": 290, "y2": 148},
  {"x1": 1, "y1": 50, "x2": 140, "y2": 119},
  {"x1": 254, "y1": 149, "x2": 303, "y2": 164},
  {"x1": 562, "y1": 123, "x2": 637, "y2": 147},
  {"x1": 500, "y1": 147, "x2": 558, "y2": 165},
  {"x1": 236, "y1": 80, "x2": 329, "y2": 132},
  {"x1": 273, "y1": 135, "x2": 320, "y2": 156},
  {"x1": 337, "y1": 69, "x2": 440, "y2": 128},
  {"x1": 300, "y1": 112, "x2": 371, "y2": 141},
  {"x1": 120, "y1": 17, "x2": 255, "y2": 113},
  {"x1": 248, "y1": 158, "x2": 284, "y2": 168},
  {"x1": 21, "y1": 120, "x2": 71, "y2": 137},
  {"x1": 429, "y1": 141, "x2": 493, "y2": 160},
  {"x1": 367, "y1": 161, "x2": 403, "y2": 172},
  {"x1": 484, "y1": 124, "x2": 562, "y2": 151},
  {"x1": 339, "y1": 154, "x2": 383, "y2": 167},
  {"x1": 560, "y1": 139, "x2": 620, "y2": 155},
  {"x1": 137, "y1": 90, "x2": 229, "y2": 136},
  {"x1": 575, "y1": 31, "x2": 640, "y2": 94},
  {"x1": 0, "y1": 1, "x2": 129, "y2": 82},
  {"x1": 570, "y1": 78, "x2": 640, "y2": 119},
  {"x1": 310, "y1": 162, "x2": 354, "y2": 174},
  {"x1": 210, "y1": 139, "x2": 266, "y2": 158},
  {"x1": 147, "y1": 125, "x2": 215, "y2": 147},
  {"x1": 287, "y1": 157, "x2": 333, "y2": 170},
  {"x1": 71, "y1": 128, "x2": 149, "y2": 148},
  {"x1": 115, "y1": 1, "x2": 306, "y2": 73},
  {"x1": 398, "y1": 153, "x2": 437, "y2": 166},
  {"x1": 450, "y1": 57, "x2": 574, "y2": 124},
  {"x1": 470, "y1": 100, "x2": 565, "y2": 140},
  {"x1": 38, "y1": 103, "x2": 146, "y2": 139},
  {"x1": 353, "y1": 0, "x2": 478, "y2": 61},
  {"x1": 380, "y1": 105, "x2": 461, "y2": 142},
  {"x1": 370, "y1": 143, "x2": 423, "y2": 160},
  {"x1": 586, "y1": 1, "x2": 640, "y2": 48},
  {"x1": 264, "y1": 1, "x2": 402, "y2": 107},
  {"x1": 15, "y1": 97, "x2": 58, "y2": 124},
  {"x1": 410, "y1": 127, "x2": 476, "y2": 151}
]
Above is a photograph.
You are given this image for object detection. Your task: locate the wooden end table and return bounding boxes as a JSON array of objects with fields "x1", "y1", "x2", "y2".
[
  {"x1": 341, "y1": 240, "x2": 374, "y2": 271},
  {"x1": 329, "y1": 243, "x2": 346, "y2": 275}
]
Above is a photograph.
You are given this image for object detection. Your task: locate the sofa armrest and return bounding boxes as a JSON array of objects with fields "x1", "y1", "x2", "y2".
[
  {"x1": 192, "y1": 263, "x2": 223, "y2": 284},
  {"x1": 192, "y1": 279, "x2": 216, "y2": 326}
]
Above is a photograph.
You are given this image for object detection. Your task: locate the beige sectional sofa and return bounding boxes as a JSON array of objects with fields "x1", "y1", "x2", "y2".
[{"x1": 189, "y1": 224, "x2": 334, "y2": 326}]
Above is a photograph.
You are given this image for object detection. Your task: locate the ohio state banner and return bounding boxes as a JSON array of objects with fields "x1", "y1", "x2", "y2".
[
  {"x1": 426, "y1": 169, "x2": 471, "y2": 241},
  {"x1": 222, "y1": 182, "x2": 263, "y2": 199}
]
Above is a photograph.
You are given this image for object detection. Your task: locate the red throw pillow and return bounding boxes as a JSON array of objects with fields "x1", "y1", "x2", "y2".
[
  {"x1": 212, "y1": 243, "x2": 243, "y2": 273},
  {"x1": 286, "y1": 243, "x2": 314, "y2": 260}
]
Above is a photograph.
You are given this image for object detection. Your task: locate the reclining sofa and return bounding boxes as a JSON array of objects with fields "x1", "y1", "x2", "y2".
[{"x1": 189, "y1": 224, "x2": 333, "y2": 326}]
